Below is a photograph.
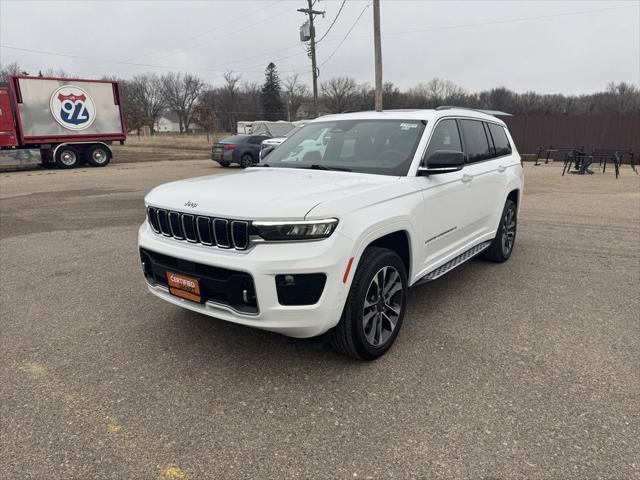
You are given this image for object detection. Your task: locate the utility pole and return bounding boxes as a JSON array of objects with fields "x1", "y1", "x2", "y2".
[
  {"x1": 373, "y1": 0, "x2": 383, "y2": 111},
  {"x1": 298, "y1": 0, "x2": 324, "y2": 117}
]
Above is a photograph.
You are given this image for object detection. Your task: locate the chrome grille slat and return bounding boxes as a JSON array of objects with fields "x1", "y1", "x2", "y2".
[
  {"x1": 231, "y1": 221, "x2": 249, "y2": 250},
  {"x1": 214, "y1": 219, "x2": 231, "y2": 248},
  {"x1": 146, "y1": 207, "x2": 249, "y2": 250},
  {"x1": 168, "y1": 212, "x2": 184, "y2": 239},
  {"x1": 157, "y1": 209, "x2": 171, "y2": 236},
  {"x1": 181, "y1": 214, "x2": 198, "y2": 243},
  {"x1": 196, "y1": 216, "x2": 214, "y2": 246},
  {"x1": 147, "y1": 207, "x2": 160, "y2": 233}
]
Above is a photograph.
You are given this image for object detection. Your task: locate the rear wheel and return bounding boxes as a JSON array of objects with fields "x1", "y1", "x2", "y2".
[
  {"x1": 55, "y1": 146, "x2": 80, "y2": 169},
  {"x1": 330, "y1": 247, "x2": 407, "y2": 360},
  {"x1": 240, "y1": 153, "x2": 253, "y2": 168},
  {"x1": 86, "y1": 144, "x2": 111, "y2": 167},
  {"x1": 483, "y1": 198, "x2": 517, "y2": 262}
]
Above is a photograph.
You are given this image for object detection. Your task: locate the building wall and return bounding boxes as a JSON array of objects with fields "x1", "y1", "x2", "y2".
[{"x1": 504, "y1": 115, "x2": 640, "y2": 155}]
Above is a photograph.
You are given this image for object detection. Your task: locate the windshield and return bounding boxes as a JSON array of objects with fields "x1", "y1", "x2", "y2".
[{"x1": 258, "y1": 119, "x2": 426, "y2": 176}]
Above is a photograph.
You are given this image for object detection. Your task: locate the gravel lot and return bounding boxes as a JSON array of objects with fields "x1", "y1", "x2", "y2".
[{"x1": 1, "y1": 161, "x2": 638, "y2": 479}]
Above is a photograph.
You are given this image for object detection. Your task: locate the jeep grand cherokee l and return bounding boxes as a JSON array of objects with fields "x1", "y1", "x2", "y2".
[{"x1": 139, "y1": 108, "x2": 523, "y2": 360}]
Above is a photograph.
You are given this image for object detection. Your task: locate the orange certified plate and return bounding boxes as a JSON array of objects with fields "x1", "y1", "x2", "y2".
[{"x1": 166, "y1": 271, "x2": 202, "y2": 303}]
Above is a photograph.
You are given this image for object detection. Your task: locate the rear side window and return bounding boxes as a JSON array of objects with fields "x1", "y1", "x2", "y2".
[
  {"x1": 487, "y1": 123, "x2": 512, "y2": 157},
  {"x1": 221, "y1": 135, "x2": 245, "y2": 143},
  {"x1": 248, "y1": 136, "x2": 267, "y2": 145},
  {"x1": 459, "y1": 119, "x2": 492, "y2": 163},
  {"x1": 424, "y1": 119, "x2": 462, "y2": 160}
]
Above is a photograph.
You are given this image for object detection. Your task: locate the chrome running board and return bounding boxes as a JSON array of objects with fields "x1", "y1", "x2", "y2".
[{"x1": 413, "y1": 240, "x2": 492, "y2": 286}]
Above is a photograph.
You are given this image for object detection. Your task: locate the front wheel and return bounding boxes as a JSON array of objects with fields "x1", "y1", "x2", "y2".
[
  {"x1": 483, "y1": 198, "x2": 517, "y2": 262},
  {"x1": 330, "y1": 247, "x2": 407, "y2": 360},
  {"x1": 55, "y1": 146, "x2": 80, "y2": 169},
  {"x1": 218, "y1": 161, "x2": 230, "y2": 167}
]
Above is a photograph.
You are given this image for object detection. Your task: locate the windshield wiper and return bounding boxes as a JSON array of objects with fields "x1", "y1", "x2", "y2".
[{"x1": 307, "y1": 164, "x2": 352, "y2": 172}]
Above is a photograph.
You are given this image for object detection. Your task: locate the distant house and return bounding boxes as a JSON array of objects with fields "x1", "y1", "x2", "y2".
[
  {"x1": 155, "y1": 112, "x2": 181, "y2": 133},
  {"x1": 155, "y1": 112, "x2": 203, "y2": 133}
]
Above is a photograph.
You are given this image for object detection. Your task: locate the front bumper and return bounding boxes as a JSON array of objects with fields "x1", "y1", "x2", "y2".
[{"x1": 138, "y1": 222, "x2": 354, "y2": 338}]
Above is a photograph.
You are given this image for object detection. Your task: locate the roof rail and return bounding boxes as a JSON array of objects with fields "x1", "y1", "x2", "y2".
[{"x1": 436, "y1": 106, "x2": 512, "y2": 117}]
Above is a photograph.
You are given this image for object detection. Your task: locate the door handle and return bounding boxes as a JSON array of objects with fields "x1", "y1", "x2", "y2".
[
  {"x1": 461, "y1": 173, "x2": 473, "y2": 183},
  {"x1": 497, "y1": 164, "x2": 506, "y2": 173}
]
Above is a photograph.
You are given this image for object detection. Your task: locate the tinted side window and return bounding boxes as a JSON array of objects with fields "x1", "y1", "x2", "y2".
[
  {"x1": 459, "y1": 119, "x2": 492, "y2": 163},
  {"x1": 487, "y1": 123, "x2": 512, "y2": 157},
  {"x1": 424, "y1": 119, "x2": 462, "y2": 160},
  {"x1": 248, "y1": 136, "x2": 266, "y2": 145}
]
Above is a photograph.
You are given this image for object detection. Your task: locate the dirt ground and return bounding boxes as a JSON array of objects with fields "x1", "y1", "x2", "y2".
[{"x1": 1, "y1": 161, "x2": 638, "y2": 479}]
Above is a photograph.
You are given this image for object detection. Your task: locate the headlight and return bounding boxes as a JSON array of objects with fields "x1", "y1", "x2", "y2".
[{"x1": 252, "y1": 219, "x2": 338, "y2": 241}]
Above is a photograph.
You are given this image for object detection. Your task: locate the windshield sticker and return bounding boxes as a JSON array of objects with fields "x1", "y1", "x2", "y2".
[{"x1": 400, "y1": 123, "x2": 419, "y2": 130}]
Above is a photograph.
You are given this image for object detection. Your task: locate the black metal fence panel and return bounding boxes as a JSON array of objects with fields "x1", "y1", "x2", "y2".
[{"x1": 504, "y1": 115, "x2": 640, "y2": 156}]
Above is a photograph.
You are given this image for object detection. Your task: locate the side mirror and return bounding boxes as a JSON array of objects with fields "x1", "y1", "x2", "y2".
[{"x1": 417, "y1": 150, "x2": 465, "y2": 176}]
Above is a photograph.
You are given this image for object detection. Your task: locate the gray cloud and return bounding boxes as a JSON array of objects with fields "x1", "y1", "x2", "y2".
[{"x1": 1, "y1": 0, "x2": 638, "y2": 94}]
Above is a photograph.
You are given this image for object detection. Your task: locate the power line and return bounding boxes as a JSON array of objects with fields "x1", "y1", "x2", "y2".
[
  {"x1": 326, "y1": 3, "x2": 637, "y2": 42},
  {"x1": 0, "y1": 45, "x2": 265, "y2": 75},
  {"x1": 3, "y1": 3, "x2": 634, "y2": 81},
  {"x1": 316, "y1": 3, "x2": 636, "y2": 67},
  {"x1": 87, "y1": 3, "x2": 294, "y2": 75},
  {"x1": 320, "y1": 2, "x2": 371, "y2": 67},
  {"x1": 137, "y1": 4, "x2": 295, "y2": 65},
  {"x1": 0, "y1": 44, "x2": 310, "y2": 79},
  {"x1": 122, "y1": 1, "x2": 282, "y2": 64},
  {"x1": 316, "y1": 0, "x2": 347, "y2": 43}
]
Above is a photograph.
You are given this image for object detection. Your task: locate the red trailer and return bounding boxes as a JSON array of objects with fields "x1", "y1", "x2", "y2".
[{"x1": 0, "y1": 76, "x2": 126, "y2": 168}]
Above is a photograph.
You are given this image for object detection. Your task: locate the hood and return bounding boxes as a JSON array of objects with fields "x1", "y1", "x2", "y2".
[{"x1": 145, "y1": 167, "x2": 398, "y2": 220}]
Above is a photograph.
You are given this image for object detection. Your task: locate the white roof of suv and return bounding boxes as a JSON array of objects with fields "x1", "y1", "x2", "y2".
[{"x1": 313, "y1": 108, "x2": 508, "y2": 126}]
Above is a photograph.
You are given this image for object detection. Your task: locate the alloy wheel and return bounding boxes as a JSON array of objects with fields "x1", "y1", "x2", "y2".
[
  {"x1": 501, "y1": 207, "x2": 516, "y2": 256},
  {"x1": 362, "y1": 266, "x2": 403, "y2": 347}
]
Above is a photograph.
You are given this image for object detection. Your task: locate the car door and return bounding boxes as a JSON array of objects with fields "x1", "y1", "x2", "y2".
[
  {"x1": 247, "y1": 136, "x2": 268, "y2": 158},
  {"x1": 457, "y1": 118, "x2": 506, "y2": 241},
  {"x1": 418, "y1": 118, "x2": 473, "y2": 270}
]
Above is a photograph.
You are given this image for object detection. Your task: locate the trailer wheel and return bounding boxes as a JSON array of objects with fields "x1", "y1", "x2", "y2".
[
  {"x1": 86, "y1": 144, "x2": 112, "y2": 167},
  {"x1": 55, "y1": 146, "x2": 80, "y2": 169}
]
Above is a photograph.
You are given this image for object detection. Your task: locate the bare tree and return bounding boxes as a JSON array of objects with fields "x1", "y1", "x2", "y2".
[
  {"x1": 39, "y1": 68, "x2": 70, "y2": 78},
  {"x1": 219, "y1": 70, "x2": 241, "y2": 132},
  {"x1": 0, "y1": 62, "x2": 22, "y2": 82},
  {"x1": 240, "y1": 81, "x2": 262, "y2": 120},
  {"x1": 193, "y1": 89, "x2": 217, "y2": 143},
  {"x1": 162, "y1": 72, "x2": 205, "y2": 133},
  {"x1": 128, "y1": 74, "x2": 166, "y2": 134},
  {"x1": 283, "y1": 75, "x2": 309, "y2": 121},
  {"x1": 320, "y1": 77, "x2": 358, "y2": 113}
]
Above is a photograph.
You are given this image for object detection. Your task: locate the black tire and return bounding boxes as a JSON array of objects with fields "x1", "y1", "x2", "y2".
[
  {"x1": 55, "y1": 146, "x2": 80, "y2": 169},
  {"x1": 483, "y1": 199, "x2": 517, "y2": 262},
  {"x1": 330, "y1": 247, "x2": 408, "y2": 360},
  {"x1": 218, "y1": 161, "x2": 230, "y2": 167},
  {"x1": 86, "y1": 144, "x2": 111, "y2": 167},
  {"x1": 240, "y1": 153, "x2": 254, "y2": 168}
]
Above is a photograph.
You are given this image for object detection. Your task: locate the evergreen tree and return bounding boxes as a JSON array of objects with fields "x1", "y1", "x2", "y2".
[{"x1": 262, "y1": 62, "x2": 283, "y2": 121}]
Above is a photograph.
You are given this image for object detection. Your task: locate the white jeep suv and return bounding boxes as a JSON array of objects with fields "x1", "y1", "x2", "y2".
[{"x1": 139, "y1": 108, "x2": 523, "y2": 360}]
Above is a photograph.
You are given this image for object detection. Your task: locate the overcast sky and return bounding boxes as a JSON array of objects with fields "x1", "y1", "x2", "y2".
[{"x1": 1, "y1": 0, "x2": 638, "y2": 94}]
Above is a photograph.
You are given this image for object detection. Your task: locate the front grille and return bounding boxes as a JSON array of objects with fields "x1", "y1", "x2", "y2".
[{"x1": 147, "y1": 207, "x2": 250, "y2": 251}]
